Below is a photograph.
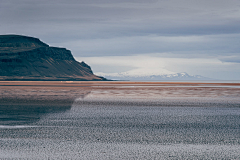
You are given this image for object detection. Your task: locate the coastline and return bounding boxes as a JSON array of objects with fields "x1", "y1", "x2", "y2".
[
  {"x1": 1, "y1": 81, "x2": 240, "y2": 159},
  {"x1": 1, "y1": 81, "x2": 239, "y2": 106},
  {"x1": 1, "y1": 81, "x2": 240, "y2": 86}
]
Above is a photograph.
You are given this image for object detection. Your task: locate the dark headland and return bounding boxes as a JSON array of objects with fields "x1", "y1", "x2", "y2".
[{"x1": 0, "y1": 35, "x2": 107, "y2": 81}]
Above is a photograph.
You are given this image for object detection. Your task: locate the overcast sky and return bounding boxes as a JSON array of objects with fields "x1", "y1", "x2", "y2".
[{"x1": 1, "y1": 0, "x2": 240, "y2": 79}]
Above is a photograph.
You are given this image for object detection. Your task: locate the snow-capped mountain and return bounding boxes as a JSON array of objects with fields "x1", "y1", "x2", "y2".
[{"x1": 96, "y1": 72, "x2": 210, "y2": 81}]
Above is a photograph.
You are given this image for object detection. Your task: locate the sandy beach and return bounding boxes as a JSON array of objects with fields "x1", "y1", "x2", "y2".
[
  {"x1": 1, "y1": 80, "x2": 240, "y2": 86},
  {"x1": 1, "y1": 81, "x2": 240, "y2": 104},
  {"x1": 0, "y1": 81, "x2": 240, "y2": 159}
]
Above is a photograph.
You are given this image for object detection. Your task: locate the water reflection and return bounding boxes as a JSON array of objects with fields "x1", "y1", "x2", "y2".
[{"x1": 0, "y1": 90, "x2": 91, "y2": 126}]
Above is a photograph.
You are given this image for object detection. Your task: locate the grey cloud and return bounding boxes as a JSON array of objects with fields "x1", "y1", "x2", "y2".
[
  {"x1": 1, "y1": 0, "x2": 240, "y2": 56},
  {"x1": 51, "y1": 33, "x2": 240, "y2": 58},
  {"x1": 219, "y1": 56, "x2": 240, "y2": 63},
  {"x1": 1, "y1": 0, "x2": 240, "y2": 79}
]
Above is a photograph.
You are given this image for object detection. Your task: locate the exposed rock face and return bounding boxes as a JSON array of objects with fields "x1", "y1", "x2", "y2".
[{"x1": 0, "y1": 35, "x2": 106, "y2": 81}]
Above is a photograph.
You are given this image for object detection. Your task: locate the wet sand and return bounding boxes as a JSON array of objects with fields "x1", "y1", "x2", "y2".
[
  {"x1": 1, "y1": 80, "x2": 240, "y2": 86},
  {"x1": 0, "y1": 81, "x2": 240, "y2": 159},
  {"x1": 1, "y1": 81, "x2": 240, "y2": 105}
]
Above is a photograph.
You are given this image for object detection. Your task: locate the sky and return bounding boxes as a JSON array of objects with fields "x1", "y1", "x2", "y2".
[{"x1": 1, "y1": 0, "x2": 240, "y2": 80}]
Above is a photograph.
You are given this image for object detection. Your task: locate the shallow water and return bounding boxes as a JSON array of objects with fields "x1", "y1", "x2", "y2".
[{"x1": 0, "y1": 82, "x2": 240, "y2": 159}]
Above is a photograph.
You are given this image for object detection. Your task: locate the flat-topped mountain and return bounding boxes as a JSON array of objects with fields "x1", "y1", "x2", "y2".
[{"x1": 0, "y1": 35, "x2": 107, "y2": 81}]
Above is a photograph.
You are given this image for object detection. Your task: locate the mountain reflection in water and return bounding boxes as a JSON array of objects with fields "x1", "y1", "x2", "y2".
[{"x1": 0, "y1": 89, "x2": 91, "y2": 126}]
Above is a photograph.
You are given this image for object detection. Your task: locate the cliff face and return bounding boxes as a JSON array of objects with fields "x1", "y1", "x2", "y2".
[{"x1": 0, "y1": 35, "x2": 106, "y2": 81}]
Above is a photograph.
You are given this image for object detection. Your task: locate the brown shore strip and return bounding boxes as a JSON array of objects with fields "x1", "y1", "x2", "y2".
[
  {"x1": 1, "y1": 81, "x2": 239, "y2": 106},
  {"x1": 0, "y1": 81, "x2": 240, "y2": 87}
]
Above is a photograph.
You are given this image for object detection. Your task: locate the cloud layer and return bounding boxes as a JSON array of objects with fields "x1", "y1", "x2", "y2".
[
  {"x1": 76, "y1": 55, "x2": 240, "y2": 80},
  {"x1": 1, "y1": 0, "x2": 240, "y2": 79}
]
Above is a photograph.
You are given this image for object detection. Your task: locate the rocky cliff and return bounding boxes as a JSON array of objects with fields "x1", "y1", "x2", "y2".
[{"x1": 0, "y1": 35, "x2": 106, "y2": 81}]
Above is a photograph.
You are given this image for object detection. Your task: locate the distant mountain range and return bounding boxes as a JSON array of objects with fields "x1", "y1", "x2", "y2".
[
  {"x1": 96, "y1": 72, "x2": 211, "y2": 81},
  {"x1": 0, "y1": 34, "x2": 212, "y2": 81},
  {"x1": 0, "y1": 35, "x2": 107, "y2": 81}
]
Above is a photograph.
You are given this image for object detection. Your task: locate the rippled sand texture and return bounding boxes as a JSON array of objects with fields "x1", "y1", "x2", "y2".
[{"x1": 0, "y1": 81, "x2": 240, "y2": 159}]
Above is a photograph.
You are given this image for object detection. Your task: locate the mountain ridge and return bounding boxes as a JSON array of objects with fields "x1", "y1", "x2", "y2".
[
  {"x1": 0, "y1": 34, "x2": 107, "y2": 81},
  {"x1": 96, "y1": 72, "x2": 211, "y2": 81}
]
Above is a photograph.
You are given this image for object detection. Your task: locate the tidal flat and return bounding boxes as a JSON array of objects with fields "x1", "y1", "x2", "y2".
[{"x1": 0, "y1": 81, "x2": 240, "y2": 159}]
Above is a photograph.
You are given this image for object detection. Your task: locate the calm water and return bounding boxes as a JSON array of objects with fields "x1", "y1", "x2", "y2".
[{"x1": 0, "y1": 83, "x2": 240, "y2": 159}]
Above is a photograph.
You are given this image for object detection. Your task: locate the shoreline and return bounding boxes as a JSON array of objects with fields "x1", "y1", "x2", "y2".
[
  {"x1": 0, "y1": 81, "x2": 240, "y2": 87},
  {"x1": 1, "y1": 81, "x2": 240, "y2": 105}
]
